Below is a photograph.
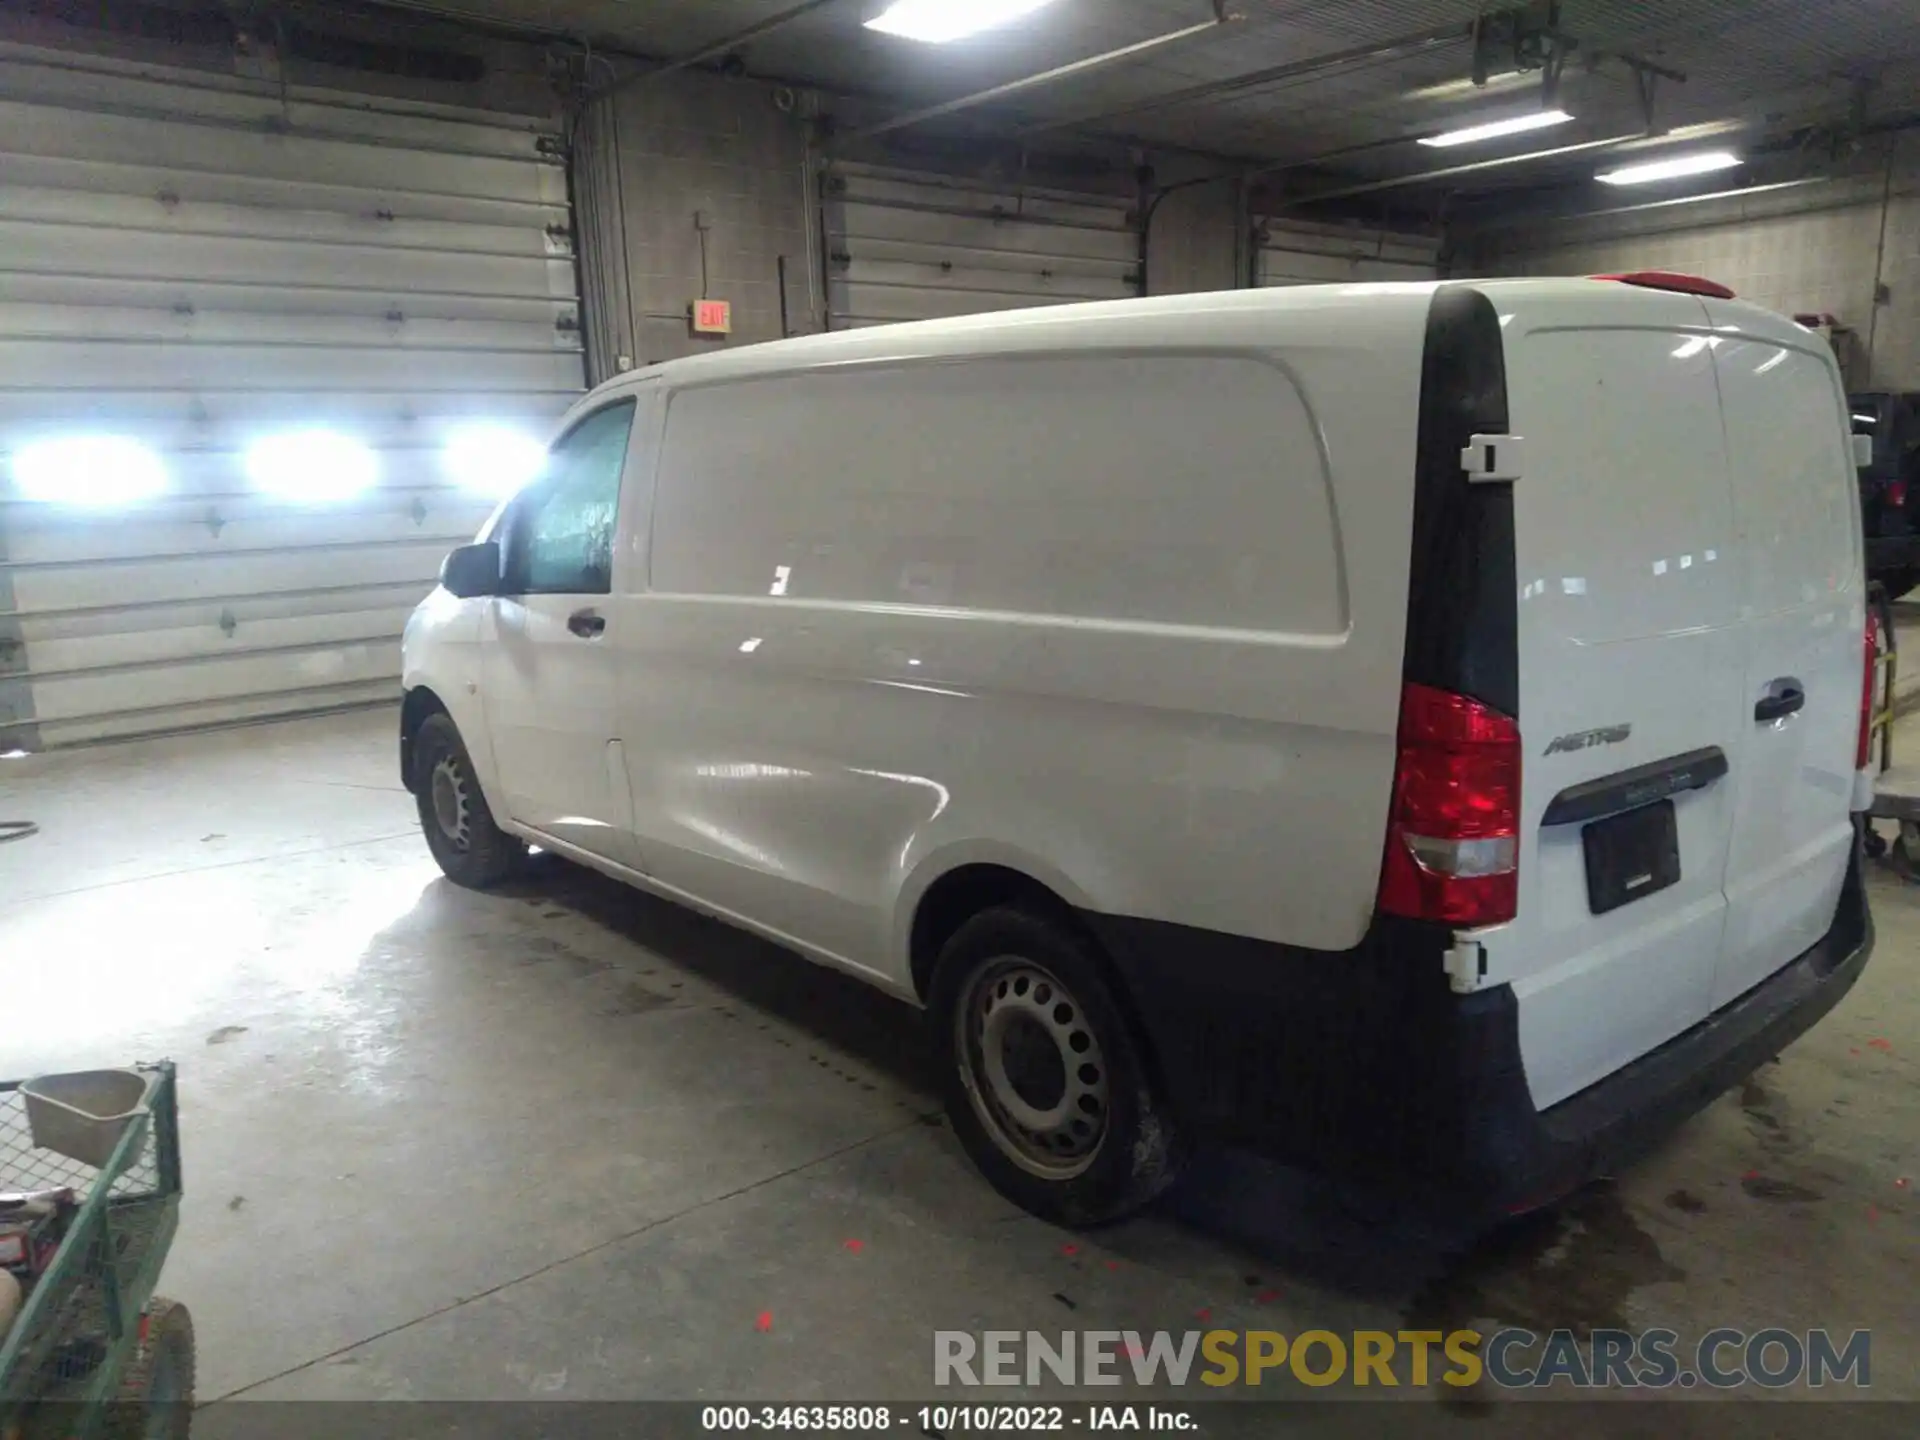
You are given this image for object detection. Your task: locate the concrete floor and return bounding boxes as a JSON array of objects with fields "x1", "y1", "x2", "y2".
[{"x1": 0, "y1": 708, "x2": 1915, "y2": 1423}]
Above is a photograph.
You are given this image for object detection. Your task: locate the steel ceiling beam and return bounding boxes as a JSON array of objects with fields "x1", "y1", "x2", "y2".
[
  {"x1": 846, "y1": 2, "x2": 1238, "y2": 142},
  {"x1": 1284, "y1": 131, "x2": 1644, "y2": 206},
  {"x1": 593, "y1": 0, "x2": 849, "y2": 99},
  {"x1": 1469, "y1": 175, "x2": 1831, "y2": 231},
  {"x1": 1015, "y1": 21, "x2": 1472, "y2": 139}
]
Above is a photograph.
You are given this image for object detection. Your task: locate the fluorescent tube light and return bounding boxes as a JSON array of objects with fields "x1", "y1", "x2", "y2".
[
  {"x1": 1597, "y1": 151, "x2": 1743, "y2": 185},
  {"x1": 865, "y1": 0, "x2": 1057, "y2": 44},
  {"x1": 1420, "y1": 109, "x2": 1573, "y2": 148},
  {"x1": 1404, "y1": 70, "x2": 1533, "y2": 103}
]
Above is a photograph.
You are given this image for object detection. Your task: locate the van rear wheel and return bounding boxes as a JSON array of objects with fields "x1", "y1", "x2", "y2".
[
  {"x1": 413, "y1": 712, "x2": 526, "y2": 889},
  {"x1": 931, "y1": 907, "x2": 1180, "y2": 1226}
]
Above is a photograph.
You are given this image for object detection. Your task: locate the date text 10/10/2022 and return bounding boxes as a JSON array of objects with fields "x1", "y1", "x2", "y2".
[{"x1": 700, "y1": 1406, "x2": 1195, "y2": 1431}]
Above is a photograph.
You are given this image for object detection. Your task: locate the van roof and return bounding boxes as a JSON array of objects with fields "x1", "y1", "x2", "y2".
[{"x1": 577, "y1": 278, "x2": 1824, "y2": 408}]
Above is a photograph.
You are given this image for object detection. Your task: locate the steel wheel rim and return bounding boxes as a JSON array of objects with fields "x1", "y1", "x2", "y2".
[
  {"x1": 956, "y1": 957, "x2": 1109, "y2": 1180},
  {"x1": 429, "y1": 754, "x2": 471, "y2": 850}
]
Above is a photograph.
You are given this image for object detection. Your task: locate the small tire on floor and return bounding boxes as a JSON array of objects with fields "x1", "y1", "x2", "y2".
[
  {"x1": 1876, "y1": 566, "x2": 1918, "y2": 602},
  {"x1": 106, "y1": 1297, "x2": 194, "y2": 1440},
  {"x1": 413, "y1": 712, "x2": 526, "y2": 889},
  {"x1": 930, "y1": 905, "x2": 1182, "y2": 1227}
]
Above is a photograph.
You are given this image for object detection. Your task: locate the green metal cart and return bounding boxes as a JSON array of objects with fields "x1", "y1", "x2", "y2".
[{"x1": 0, "y1": 1063, "x2": 190, "y2": 1440}]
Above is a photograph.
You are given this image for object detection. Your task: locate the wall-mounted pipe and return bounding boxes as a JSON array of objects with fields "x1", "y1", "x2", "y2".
[{"x1": 1865, "y1": 138, "x2": 1901, "y2": 383}]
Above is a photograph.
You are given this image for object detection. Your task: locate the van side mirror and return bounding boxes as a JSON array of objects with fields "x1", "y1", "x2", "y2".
[
  {"x1": 1854, "y1": 434, "x2": 1874, "y2": 469},
  {"x1": 441, "y1": 541, "x2": 503, "y2": 599}
]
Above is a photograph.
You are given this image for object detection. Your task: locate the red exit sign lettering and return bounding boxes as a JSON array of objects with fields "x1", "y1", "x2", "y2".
[{"x1": 690, "y1": 299, "x2": 732, "y2": 335}]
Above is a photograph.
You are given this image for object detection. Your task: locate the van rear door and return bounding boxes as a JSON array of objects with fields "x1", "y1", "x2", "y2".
[
  {"x1": 1475, "y1": 282, "x2": 1748, "y2": 1110},
  {"x1": 1703, "y1": 306, "x2": 1864, "y2": 1008}
]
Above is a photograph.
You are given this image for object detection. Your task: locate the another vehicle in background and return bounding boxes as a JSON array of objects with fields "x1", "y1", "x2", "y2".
[{"x1": 1852, "y1": 391, "x2": 1920, "y2": 599}]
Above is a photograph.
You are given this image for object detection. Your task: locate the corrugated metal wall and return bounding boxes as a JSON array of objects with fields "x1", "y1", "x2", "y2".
[
  {"x1": 1256, "y1": 218, "x2": 1439, "y2": 286},
  {"x1": 822, "y1": 162, "x2": 1140, "y2": 328},
  {"x1": 0, "y1": 46, "x2": 583, "y2": 750}
]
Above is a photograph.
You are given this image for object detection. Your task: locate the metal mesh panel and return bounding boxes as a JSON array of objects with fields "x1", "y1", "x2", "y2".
[
  {"x1": 0, "y1": 1069, "x2": 179, "y2": 1420},
  {"x1": 0, "y1": 1089, "x2": 158, "y2": 1202}
]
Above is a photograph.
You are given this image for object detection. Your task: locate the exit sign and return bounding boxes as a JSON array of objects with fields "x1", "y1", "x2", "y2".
[{"x1": 690, "y1": 299, "x2": 732, "y2": 335}]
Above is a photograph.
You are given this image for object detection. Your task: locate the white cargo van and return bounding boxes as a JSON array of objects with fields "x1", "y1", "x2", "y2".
[{"x1": 401, "y1": 276, "x2": 1875, "y2": 1225}]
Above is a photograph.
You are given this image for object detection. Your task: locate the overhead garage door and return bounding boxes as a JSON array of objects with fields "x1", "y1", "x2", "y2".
[
  {"x1": 0, "y1": 48, "x2": 582, "y2": 751},
  {"x1": 822, "y1": 162, "x2": 1140, "y2": 329},
  {"x1": 1257, "y1": 218, "x2": 1440, "y2": 287}
]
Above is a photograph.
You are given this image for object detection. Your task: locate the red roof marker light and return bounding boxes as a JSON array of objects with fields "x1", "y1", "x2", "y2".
[{"x1": 1592, "y1": 270, "x2": 1736, "y2": 300}]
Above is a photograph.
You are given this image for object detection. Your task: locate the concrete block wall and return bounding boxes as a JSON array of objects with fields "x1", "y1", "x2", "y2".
[
  {"x1": 594, "y1": 72, "x2": 820, "y2": 370},
  {"x1": 1146, "y1": 180, "x2": 1243, "y2": 295},
  {"x1": 1471, "y1": 167, "x2": 1920, "y2": 390}
]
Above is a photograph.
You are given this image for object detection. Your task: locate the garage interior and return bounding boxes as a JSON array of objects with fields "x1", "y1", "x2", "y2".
[{"x1": 1, "y1": 0, "x2": 1918, "y2": 1421}]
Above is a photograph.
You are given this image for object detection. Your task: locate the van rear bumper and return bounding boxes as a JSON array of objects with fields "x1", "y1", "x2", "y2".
[{"x1": 1084, "y1": 839, "x2": 1873, "y2": 1221}]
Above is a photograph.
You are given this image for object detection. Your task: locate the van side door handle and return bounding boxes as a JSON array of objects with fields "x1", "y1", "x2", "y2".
[
  {"x1": 1754, "y1": 684, "x2": 1805, "y2": 723},
  {"x1": 567, "y1": 608, "x2": 606, "y2": 639}
]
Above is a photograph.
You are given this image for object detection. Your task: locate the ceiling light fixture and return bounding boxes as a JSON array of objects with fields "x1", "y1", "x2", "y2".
[
  {"x1": 1403, "y1": 70, "x2": 1533, "y2": 103},
  {"x1": 864, "y1": 0, "x2": 1058, "y2": 44},
  {"x1": 11, "y1": 435, "x2": 168, "y2": 505},
  {"x1": 246, "y1": 430, "x2": 379, "y2": 502},
  {"x1": 1420, "y1": 109, "x2": 1574, "y2": 147},
  {"x1": 441, "y1": 424, "x2": 547, "y2": 498},
  {"x1": 1596, "y1": 150, "x2": 1743, "y2": 185},
  {"x1": 1604, "y1": 118, "x2": 1748, "y2": 153}
]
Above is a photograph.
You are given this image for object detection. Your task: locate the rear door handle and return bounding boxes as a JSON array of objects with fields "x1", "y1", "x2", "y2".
[
  {"x1": 1754, "y1": 685, "x2": 1805, "y2": 722},
  {"x1": 568, "y1": 608, "x2": 606, "y2": 639}
]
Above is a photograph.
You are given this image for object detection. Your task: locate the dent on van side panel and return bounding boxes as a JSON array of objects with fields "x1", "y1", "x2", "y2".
[{"x1": 617, "y1": 336, "x2": 1428, "y2": 985}]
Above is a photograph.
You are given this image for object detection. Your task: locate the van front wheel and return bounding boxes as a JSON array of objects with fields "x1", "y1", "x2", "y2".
[
  {"x1": 931, "y1": 907, "x2": 1180, "y2": 1226},
  {"x1": 413, "y1": 712, "x2": 526, "y2": 889}
]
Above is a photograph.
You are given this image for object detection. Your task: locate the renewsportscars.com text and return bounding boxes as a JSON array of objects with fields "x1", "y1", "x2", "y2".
[{"x1": 934, "y1": 1327, "x2": 1871, "y2": 1390}]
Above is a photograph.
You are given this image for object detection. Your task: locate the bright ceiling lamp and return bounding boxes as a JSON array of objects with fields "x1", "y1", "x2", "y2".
[
  {"x1": 1597, "y1": 150, "x2": 1743, "y2": 185},
  {"x1": 1404, "y1": 70, "x2": 1533, "y2": 103},
  {"x1": 11, "y1": 435, "x2": 167, "y2": 505},
  {"x1": 865, "y1": 0, "x2": 1058, "y2": 44},
  {"x1": 1420, "y1": 109, "x2": 1574, "y2": 147},
  {"x1": 246, "y1": 429, "x2": 379, "y2": 501},
  {"x1": 442, "y1": 424, "x2": 547, "y2": 498}
]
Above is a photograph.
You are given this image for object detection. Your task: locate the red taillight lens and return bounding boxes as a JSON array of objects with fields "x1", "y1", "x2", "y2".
[
  {"x1": 1379, "y1": 683, "x2": 1521, "y2": 927},
  {"x1": 1858, "y1": 616, "x2": 1880, "y2": 771},
  {"x1": 1888, "y1": 477, "x2": 1908, "y2": 509}
]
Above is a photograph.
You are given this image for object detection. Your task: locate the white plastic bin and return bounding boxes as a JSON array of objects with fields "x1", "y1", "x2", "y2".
[{"x1": 21, "y1": 1069, "x2": 153, "y2": 1168}]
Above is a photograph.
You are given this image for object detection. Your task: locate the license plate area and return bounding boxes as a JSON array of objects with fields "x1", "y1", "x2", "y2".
[{"x1": 1583, "y1": 799, "x2": 1680, "y2": 915}]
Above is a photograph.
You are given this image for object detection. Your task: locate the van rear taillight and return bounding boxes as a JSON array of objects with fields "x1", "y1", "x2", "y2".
[{"x1": 1379, "y1": 683, "x2": 1521, "y2": 927}]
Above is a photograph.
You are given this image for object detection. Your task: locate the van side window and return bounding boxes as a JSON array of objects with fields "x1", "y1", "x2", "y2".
[{"x1": 504, "y1": 399, "x2": 636, "y2": 596}]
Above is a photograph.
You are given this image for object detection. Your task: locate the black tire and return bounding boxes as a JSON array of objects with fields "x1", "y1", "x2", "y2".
[
  {"x1": 1876, "y1": 566, "x2": 1919, "y2": 601},
  {"x1": 413, "y1": 711, "x2": 526, "y2": 889},
  {"x1": 930, "y1": 906, "x2": 1181, "y2": 1226},
  {"x1": 106, "y1": 1297, "x2": 193, "y2": 1440}
]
